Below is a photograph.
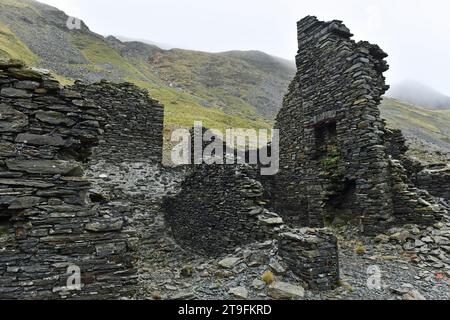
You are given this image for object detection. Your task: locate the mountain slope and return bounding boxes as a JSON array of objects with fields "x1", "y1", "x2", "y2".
[
  {"x1": 387, "y1": 80, "x2": 450, "y2": 110},
  {"x1": 0, "y1": 0, "x2": 294, "y2": 131},
  {"x1": 1, "y1": 0, "x2": 449, "y2": 160},
  {"x1": 380, "y1": 97, "x2": 450, "y2": 161}
]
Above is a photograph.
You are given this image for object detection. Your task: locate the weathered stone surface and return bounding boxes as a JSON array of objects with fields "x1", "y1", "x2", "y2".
[
  {"x1": 268, "y1": 282, "x2": 305, "y2": 300},
  {"x1": 164, "y1": 164, "x2": 282, "y2": 256},
  {"x1": 228, "y1": 287, "x2": 248, "y2": 299},
  {"x1": 14, "y1": 80, "x2": 40, "y2": 90},
  {"x1": 6, "y1": 160, "x2": 83, "y2": 176},
  {"x1": 0, "y1": 60, "x2": 143, "y2": 300},
  {"x1": 35, "y1": 111, "x2": 75, "y2": 126},
  {"x1": 218, "y1": 257, "x2": 241, "y2": 269},
  {"x1": 15, "y1": 133, "x2": 65, "y2": 146},
  {"x1": 403, "y1": 290, "x2": 426, "y2": 301},
  {"x1": 0, "y1": 178, "x2": 54, "y2": 188},
  {"x1": 7, "y1": 67, "x2": 43, "y2": 80},
  {"x1": 8, "y1": 196, "x2": 42, "y2": 209},
  {"x1": 0, "y1": 87, "x2": 32, "y2": 98},
  {"x1": 0, "y1": 104, "x2": 29, "y2": 132},
  {"x1": 85, "y1": 219, "x2": 124, "y2": 232},
  {"x1": 279, "y1": 228, "x2": 340, "y2": 291},
  {"x1": 0, "y1": 142, "x2": 17, "y2": 157},
  {"x1": 252, "y1": 279, "x2": 266, "y2": 290},
  {"x1": 271, "y1": 16, "x2": 445, "y2": 233}
]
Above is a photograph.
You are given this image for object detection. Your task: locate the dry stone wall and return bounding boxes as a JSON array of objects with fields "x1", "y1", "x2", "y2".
[
  {"x1": 279, "y1": 228, "x2": 339, "y2": 291},
  {"x1": 416, "y1": 165, "x2": 450, "y2": 202},
  {"x1": 384, "y1": 128, "x2": 450, "y2": 208},
  {"x1": 163, "y1": 163, "x2": 340, "y2": 291},
  {"x1": 0, "y1": 60, "x2": 169, "y2": 299},
  {"x1": 273, "y1": 16, "x2": 445, "y2": 234},
  {"x1": 163, "y1": 164, "x2": 284, "y2": 256},
  {"x1": 72, "y1": 81, "x2": 164, "y2": 164}
]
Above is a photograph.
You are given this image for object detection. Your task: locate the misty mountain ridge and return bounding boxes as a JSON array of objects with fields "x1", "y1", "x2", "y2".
[
  {"x1": 387, "y1": 79, "x2": 450, "y2": 110},
  {"x1": 0, "y1": 0, "x2": 449, "y2": 161}
]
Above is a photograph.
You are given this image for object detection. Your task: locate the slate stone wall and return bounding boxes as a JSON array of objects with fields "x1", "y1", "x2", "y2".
[
  {"x1": 384, "y1": 128, "x2": 450, "y2": 204},
  {"x1": 163, "y1": 164, "x2": 284, "y2": 256},
  {"x1": 279, "y1": 228, "x2": 339, "y2": 291},
  {"x1": 73, "y1": 81, "x2": 164, "y2": 163},
  {"x1": 416, "y1": 165, "x2": 450, "y2": 201},
  {"x1": 273, "y1": 16, "x2": 444, "y2": 234},
  {"x1": 163, "y1": 163, "x2": 340, "y2": 291},
  {"x1": 0, "y1": 60, "x2": 163, "y2": 299}
]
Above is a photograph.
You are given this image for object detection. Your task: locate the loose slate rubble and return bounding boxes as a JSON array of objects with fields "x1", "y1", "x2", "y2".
[
  {"x1": 272, "y1": 16, "x2": 447, "y2": 234},
  {"x1": 268, "y1": 281, "x2": 305, "y2": 300},
  {"x1": 375, "y1": 222, "x2": 450, "y2": 269}
]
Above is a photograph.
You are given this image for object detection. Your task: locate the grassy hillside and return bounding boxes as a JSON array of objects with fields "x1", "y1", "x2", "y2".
[
  {"x1": 0, "y1": 22, "x2": 38, "y2": 65},
  {"x1": 0, "y1": 0, "x2": 291, "y2": 132},
  {"x1": 380, "y1": 98, "x2": 450, "y2": 162}
]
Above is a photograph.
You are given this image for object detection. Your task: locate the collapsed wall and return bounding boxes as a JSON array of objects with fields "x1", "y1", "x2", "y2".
[
  {"x1": 163, "y1": 163, "x2": 340, "y2": 290},
  {"x1": 72, "y1": 81, "x2": 164, "y2": 164},
  {"x1": 72, "y1": 80, "x2": 187, "y2": 298},
  {"x1": 273, "y1": 16, "x2": 445, "y2": 234},
  {"x1": 0, "y1": 60, "x2": 165, "y2": 299},
  {"x1": 416, "y1": 165, "x2": 450, "y2": 202},
  {"x1": 163, "y1": 164, "x2": 283, "y2": 256}
]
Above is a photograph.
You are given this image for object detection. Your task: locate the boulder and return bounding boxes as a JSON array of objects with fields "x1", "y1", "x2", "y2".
[
  {"x1": 228, "y1": 287, "x2": 248, "y2": 299},
  {"x1": 268, "y1": 282, "x2": 305, "y2": 300}
]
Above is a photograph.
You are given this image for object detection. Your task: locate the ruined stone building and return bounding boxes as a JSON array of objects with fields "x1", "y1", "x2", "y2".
[
  {"x1": 272, "y1": 16, "x2": 446, "y2": 234},
  {"x1": 1, "y1": 16, "x2": 449, "y2": 300},
  {"x1": 0, "y1": 60, "x2": 166, "y2": 299}
]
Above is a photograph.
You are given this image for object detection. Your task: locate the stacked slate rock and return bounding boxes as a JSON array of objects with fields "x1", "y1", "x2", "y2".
[
  {"x1": 0, "y1": 59, "x2": 137, "y2": 299},
  {"x1": 279, "y1": 228, "x2": 339, "y2": 291},
  {"x1": 416, "y1": 165, "x2": 450, "y2": 203},
  {"x1": 272, "y1": 16, "x2": 445, "y2": 234},
  {"x1": 73, "y1": 80, "x2": 164, "y2": 163},
  {"x1": 384, "y1": 128, "x2": 449, "y2": 209},
  {"x1": 163, "y1": 164, "x2": 284, "y2": 256},
  {"x1": 384, "y1": 129, "x2": 409, "y2": 161}
]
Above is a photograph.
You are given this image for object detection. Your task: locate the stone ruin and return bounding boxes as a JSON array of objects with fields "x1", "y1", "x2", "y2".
[
  {"x1": 272, "y1": 16, "x2": 447, "y2": 234},
  {"x1": 1, "y1": 16, "x2": 449, "y2": 300},
  {"x1": 0, "y1": 59, "x2": 165, "y2": 299},
  {"x1": 163, "y1": 16, "x2": 449, "y2": 291}
]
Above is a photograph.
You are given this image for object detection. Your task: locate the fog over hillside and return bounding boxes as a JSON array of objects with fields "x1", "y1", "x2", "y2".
[{"x1": 388, "y1": 80, "x2": 450, "y2": 110}]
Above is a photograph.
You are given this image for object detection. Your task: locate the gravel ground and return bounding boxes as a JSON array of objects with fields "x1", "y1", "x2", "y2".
[{"x1": 134, "y1": 223, "x2": 450, "y2": 301}]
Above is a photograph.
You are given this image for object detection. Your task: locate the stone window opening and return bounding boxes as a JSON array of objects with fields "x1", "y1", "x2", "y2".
[
  {"x1": 0, "y1": 211, "x2": 13, "y2": 240},
  {"x1": 314, "y1": 121, "x2": 337, "y2": 159}
]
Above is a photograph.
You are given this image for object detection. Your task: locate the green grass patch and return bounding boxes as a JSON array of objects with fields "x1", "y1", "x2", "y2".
[{"x1": 0, "y1": 22, "x2": 38, "y2": 65}]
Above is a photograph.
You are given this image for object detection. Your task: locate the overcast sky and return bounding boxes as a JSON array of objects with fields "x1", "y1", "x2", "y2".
[{"x1": 39, "y1": 0, "x2": 450, "y2": 95}]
